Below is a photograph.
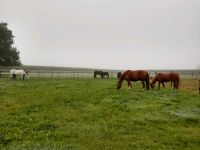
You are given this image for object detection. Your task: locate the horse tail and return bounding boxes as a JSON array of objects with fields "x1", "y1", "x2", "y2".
[{"x1": 146, "y1": 72, "x2": 150, "y2": 90}]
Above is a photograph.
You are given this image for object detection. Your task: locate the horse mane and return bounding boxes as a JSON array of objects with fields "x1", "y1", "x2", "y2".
[
  {"x1": 118, "y1": 70, "x2": 128, "y2": 81},
  {"x1": 22, "y1": 68, "x2": 28, "y2": 74}
]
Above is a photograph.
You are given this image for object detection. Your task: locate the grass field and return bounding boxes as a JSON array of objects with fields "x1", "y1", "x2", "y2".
[{"x1": 0, "y1": 78, "x2": 200, "y2": 149}]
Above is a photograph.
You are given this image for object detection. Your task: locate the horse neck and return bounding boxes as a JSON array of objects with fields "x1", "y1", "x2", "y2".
[{"x1": 118, "y1": 73, "x2": 124, "y2": 82}]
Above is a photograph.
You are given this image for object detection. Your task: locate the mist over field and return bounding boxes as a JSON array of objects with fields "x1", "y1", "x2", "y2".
[
  {"x1": 0, "y1": 0, "x2": 200, "y2": 70},
  {"x1": 1, "y1": 1, "x2": 200, "y2": 149}
]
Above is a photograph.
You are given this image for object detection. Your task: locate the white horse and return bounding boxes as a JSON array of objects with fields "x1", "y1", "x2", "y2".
[{"x1": 10, "y1": 69, "x2": 29, "y2": 80}]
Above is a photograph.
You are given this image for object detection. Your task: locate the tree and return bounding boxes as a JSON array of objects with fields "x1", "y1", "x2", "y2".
[{"x1": 0, "y1": 22, "x2": 21, "y2": 66}]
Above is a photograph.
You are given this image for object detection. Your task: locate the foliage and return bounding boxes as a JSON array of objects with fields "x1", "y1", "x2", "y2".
[
  {"x1": 0, "y1": 79, "x2": 200, "y2": 149},
  {"x1": 0, "y1": 22, "x2": 21, "y2": 66}
]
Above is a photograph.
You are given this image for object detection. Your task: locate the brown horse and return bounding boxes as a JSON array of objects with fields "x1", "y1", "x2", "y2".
[
  {"x1": 117, "y1": 70, "x2": 149, "y2": 90},
  {"x1": 150, "y1": 72, "x2": 180, "y2": 90}
]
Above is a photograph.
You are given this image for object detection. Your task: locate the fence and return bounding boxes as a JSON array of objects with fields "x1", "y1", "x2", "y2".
[
  {"x1": 1, "y1": 70, "x2": 200, "y2": 94},
  {"x1": 0, "y1": 70, "x2": 200, "y2": 79},
  {"x1": 0, "y1": 70, "x2": 119, "y2": 79}
]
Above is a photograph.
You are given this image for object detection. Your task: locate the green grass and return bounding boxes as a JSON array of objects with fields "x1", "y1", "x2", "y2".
[{"x1": 0, "y1": 78, "x2": 200, "y2": 149}]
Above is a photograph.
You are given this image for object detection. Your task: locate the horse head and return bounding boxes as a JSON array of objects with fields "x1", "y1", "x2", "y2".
[
  {"x1": 25, "y1": 70, "x2": 28, "y2": 74},
  {"x1": 150, "y1": 82, "x2": 155, "y2": 89},
  {"x1": 22, "y1": 68, "x2": 28, "y2": 74},
  {"x1": 117, "y1": 79, "x2": 123, "y2": 89}
]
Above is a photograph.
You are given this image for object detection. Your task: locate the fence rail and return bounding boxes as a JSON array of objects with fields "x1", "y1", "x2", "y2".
[
  {"x1": 0, "y1": 70, "x2": 200, "y2": 79},
  {"x1": 0, "y1": 70, "x2": 122, "y2": 79}
]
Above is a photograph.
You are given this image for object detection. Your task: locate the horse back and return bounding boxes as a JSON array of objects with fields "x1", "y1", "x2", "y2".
[
  {"x1": 124, "y1": 70, "x2": 148, "y2": 81},
  {"x1": 156, "y1": 73, "x2": 171, "y2": 82}
]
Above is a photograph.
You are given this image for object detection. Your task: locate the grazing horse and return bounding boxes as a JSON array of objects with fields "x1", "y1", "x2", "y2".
[
  {"x1": 94, "y1": 71, "x2": 109, "y2": 78},
  {"x1": 150, "y1": 72, "x2": 179, "y2": 90},
  {"x1": 117, "y1": 72, "x2": 121, "y2": 80},
  {"x1": 117, "y1": 70, "x2": 149, "y2": 90},
  {"x1": 10, "y1": 69, "x2": 29, "y2": 80}
]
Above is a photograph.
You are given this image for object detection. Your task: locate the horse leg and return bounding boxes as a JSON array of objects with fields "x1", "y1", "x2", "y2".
[
  {"x1": 141, "y1": 81, "x2": 145, "y2": 89},
  {"x1": 13, "y1": 74, "x2": 16, "y2": 80},
  {"x1": 23, "y1": 74, "x2": 25, "y2": 80},
  {"x1": 141, "y1": 81, "x2": 146, "y2": 91},
  {"x1": 158, "y1": 81, "x2": 161, "y2": 89},
  {"x1": 173, "y1": 81, "x2": 177, "y2": 90},
  {"x1": 161, "y1": 82, "x2": 165, "y2": 88},
  {"x1": 127, "y1": 80, "x2": 132, "y2": 89}
]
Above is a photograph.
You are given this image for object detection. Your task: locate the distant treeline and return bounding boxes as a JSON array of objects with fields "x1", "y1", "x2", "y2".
[{"x1": 0, "y1": 65, "x2": 200, "y2": 76}]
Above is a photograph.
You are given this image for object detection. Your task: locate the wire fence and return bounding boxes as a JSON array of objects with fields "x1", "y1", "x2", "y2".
[
  {"x1": 0, "y1": 70, "x2": 119, "y2": 79},
  {"x1": 1, "y1": 70, "x2": 200, "y2": 94},
  {"x1": 0, "y1": 70, "x2": 200, "y2": 79}
]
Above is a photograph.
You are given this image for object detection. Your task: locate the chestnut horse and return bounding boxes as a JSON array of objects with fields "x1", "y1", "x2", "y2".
[
  {"x1": 150, "y1": 72, "x2": 180, "y2": 90},
  {"x1": 117, "y1": 70, "x2": 149, "y2": 90}
]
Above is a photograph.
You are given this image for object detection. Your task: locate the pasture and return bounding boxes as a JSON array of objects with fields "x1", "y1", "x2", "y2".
[{"x1": 0, "y1": 78, "x2": 200, "y2": 149}]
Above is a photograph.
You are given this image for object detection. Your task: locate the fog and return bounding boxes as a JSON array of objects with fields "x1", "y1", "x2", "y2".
[{"x1": 1, "y1": 0, "x2": 200, "y2": 69}]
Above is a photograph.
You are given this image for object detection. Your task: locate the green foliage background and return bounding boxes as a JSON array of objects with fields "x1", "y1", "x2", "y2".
[{"x1": 0, "y1": 22, "x2": 21, "y2": 66}]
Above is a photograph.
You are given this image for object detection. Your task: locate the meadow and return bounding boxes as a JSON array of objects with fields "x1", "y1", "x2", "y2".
[{"x1": 0, "y1": 78, "x2": 200, "y2": 149}]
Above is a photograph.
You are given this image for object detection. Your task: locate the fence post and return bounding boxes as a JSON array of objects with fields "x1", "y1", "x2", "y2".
[
  {"x1": 199, "y1": 72, "x2": 200, "y2": 80},
  {"x1": 199, "y1": 80, "x2": 200, "y2": 94}
]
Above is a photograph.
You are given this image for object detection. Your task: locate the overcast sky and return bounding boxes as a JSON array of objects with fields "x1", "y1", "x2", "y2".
[{"x1": 0, "y1": 0, "x2": 200, "y2": 70}]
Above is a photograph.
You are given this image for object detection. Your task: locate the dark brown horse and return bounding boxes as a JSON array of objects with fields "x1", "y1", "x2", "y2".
[
  {"x1": 94, "y1": 71, "x2": 109, "y2": 78},
  {"x1": 150, "y1": 72, "x2": 180, "y2": 90},
  {"x1": 117, "y1": 70, "x2": 149, "y2": 90}
]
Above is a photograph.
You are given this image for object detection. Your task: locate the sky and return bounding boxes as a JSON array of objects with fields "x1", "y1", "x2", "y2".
[{"x1": 0, "y1": 0, "x2": 200, "y2": 70}]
